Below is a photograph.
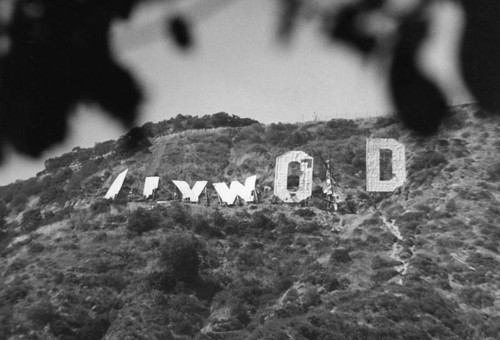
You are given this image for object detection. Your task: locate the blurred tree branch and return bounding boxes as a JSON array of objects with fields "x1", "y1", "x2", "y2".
[{"x1": 0, "y1": 0, "x2": 499, "y2": 162}]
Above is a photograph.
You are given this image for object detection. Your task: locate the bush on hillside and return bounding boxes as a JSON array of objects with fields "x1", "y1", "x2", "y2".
[
  {"x1": 160, "y1": 233, "x2": 200, "y2": 284},
  {"x1": 232, "y1": 123, "x2": 265, "y2": 144},
  {"x1": 372, "y1": 268, "x2": 399, "y2": 283},
  {"x1": 169, "y1": 201, "x2": 190, "y2": 225},
  {"x1": 210, "y1": 210, "x2": 226, "y2": 228},
  {"x1": 116, "y1": 126, "x2": 152, "y2": 157},
  {"x1": 410, "y1": 150, "x2": 447, "y2": 171},
  {"x1": 0, "y1": 200, "x2": 8, "y2": 226},
  {"x1": 26, "y1": 299, "x2": 57, "y2": 327},
  {"x1": 191, "y1": 215, "x2": 222, "y2": 238},
  {"x1": 90, "y1": 199, "x2": 111, "y2": 214},
  {"x1": 10, "y1": 193, "x2": 28, "y2": 212},
  {"x1": 487, "y1": 161, "x2": 500, "y2": 181},
  {"x1": 293, "y1": 208, "x2": 315, "y2": 218},
  {"x1": 127, "y1": 208, "x2": 160, "y2": 235},
  {"x1": 459, "y1": 287, "x2": 495, "y2": 308},
  {"x1": 265, "y1": 123, "x2": 297, "y2": 146},
  {"x1": 371, "y1": 255, "x2": 403, "y2": 270},
  {"x1": 21, "y1": 209, "x2": 42, "y2": 233},
  {"x1": 330, "y1": 248, "x2": 351, "y2": 264},
  {"x1": 248, "y1": 211, "x2": 275, "y2": 231}
]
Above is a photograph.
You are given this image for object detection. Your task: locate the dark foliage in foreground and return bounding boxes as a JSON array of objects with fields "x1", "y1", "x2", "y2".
[{"x1": 1, "y1": 0, "x2": 500, "y2": 161}]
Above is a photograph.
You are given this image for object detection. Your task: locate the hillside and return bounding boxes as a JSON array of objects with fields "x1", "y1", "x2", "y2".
[{"x1": 1, "y1": 105, "x2": 500, "y2": 340}]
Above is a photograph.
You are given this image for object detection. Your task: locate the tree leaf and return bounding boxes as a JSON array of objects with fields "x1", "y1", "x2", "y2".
[
  {"x1": 167, "y1": 15, "x2": 193, "y2": 50},
  {"x1": 460, "y1": 0, "x2": 500, "y2": 113},
  {"x1": 390, "y1": 18, "x2": 448, "y2": 135},
  {"x1": 277, "y1": 0, "x2": 301, "y2": 43},
  {"x1": 0, "y1": 0, "x2": 143, "y2": 158},
  {"x1": 326, "y1": 5, "x2": 377, "y2": 55}
]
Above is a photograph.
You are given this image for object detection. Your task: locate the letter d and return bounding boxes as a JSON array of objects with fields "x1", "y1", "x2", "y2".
[{"x1": 366, "y1": 138, "x2": 406, "y2": 192}]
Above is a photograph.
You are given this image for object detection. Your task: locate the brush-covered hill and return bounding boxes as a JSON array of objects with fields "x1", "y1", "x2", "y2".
[{"x1": 1, "y1": 105, "x2": 500, "y2": 340}]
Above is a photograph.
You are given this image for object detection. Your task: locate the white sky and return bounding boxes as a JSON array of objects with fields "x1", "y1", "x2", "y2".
[{"x1": 0, "y1": 0, "x2": 468, "y2": 186}]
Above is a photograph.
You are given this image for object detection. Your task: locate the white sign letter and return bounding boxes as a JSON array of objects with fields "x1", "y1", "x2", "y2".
[
  {"x1": 274, "y1": 151, "x2": 313, "y2": 203},
  {"x1": 213, "y1": 175, "x2": 257, "y2": 205},
  {"x1": 105, "y1": 169, "x2": 129, "y2": 199},
  {"x1": 172, "y1": 180, "x2": 207, "y2": 203},
  {"x1": 366, "y1": 138, "x2": 406, "y2": 192},
  {"x1": 143, "y1": 176, "x2": 160, "y2": 198}
]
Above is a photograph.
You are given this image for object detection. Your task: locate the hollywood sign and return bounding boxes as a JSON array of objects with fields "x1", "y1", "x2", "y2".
[{"x1": 104, "y1": 138, "x2": 406, "y2": 204}]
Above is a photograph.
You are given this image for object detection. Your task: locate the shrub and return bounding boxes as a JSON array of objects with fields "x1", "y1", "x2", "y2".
[
  {"x1": 303, "y1": 270, "x2": 341, "y2": 292},
  {"x1": 371, "y1": 255, "x2": 403, "y2": 269},
  {"x1": 330, "y1": 248, "x2": 351, "y2": 263},
  {"x1": 445, "y1": 199, "x2": 457, "y2": 212},
  {"x1": 293, "y1": 208, "x2": 316, "y2": 218},
  {"x1": 296, "y1": 221, "x2": 321, "y2": 234},
  {"x1": 26, "y1": 299, "x2": 57, "y2": 327},
  {"x1": 275, "y1": 214, "x2": 296, "y2": 234},
  {"x1": 192, "y1": 215, "x2": 222, "y2": 238},
  {"x1": 487, "y1": 162, "x2": 500, "y2": 181},
  {"x1": 127, "y1": 208, "x2": 160, "y2": 235},
  {"x1": 372, "y1": 268, "x2": 399, "y2": 282},
  {"x1": 265, "y1": 123, "x2": 297, "y2": 146},
  {"x1": 27, "y1": 242, "x2": 45, "y2": 254},
  {"x1": 147, "y1": 271, "x2": 177, "y2": 292},
  {"x1": 11, "y1": 193, "x2": 28, "y2": 212},
  {"x1": 115, "y1": 126, "x2": 152, "y2": 157},
  {"x1": 166, "y1": 293, "x2": 209, "y2": 336},
  {"x1": 248, "y1": 212, "x2": 275, "y2": 231},
  {"x1": 210, "y1": 210, "x2": 226, "y2": 227},
  {"x1": 374, "y1": 116, "x2": 398, "y2": 129},
  {"x1": 0, "y1": 279, "x2": 31, "y2": 304},
  {"x1": 169, "y1": 201, "x2": 190, "y2": 225},
  {"x1": 302, "y1": 288, "x2": 321, "y2": 309},
  {"x1": 0, "y1": 201, "x2": 8, "y2": 226},
  {"x1": 232, "y1": 123, "x2": 265, "y2": 144},
  {"x1": 76, "y1": 315, "x2": 111, "y2": 340},
  {"x1": 90, "y1": 199, "x2": 111, "y2": 214},
  {"x1": 160, "y1": 233, "x2": 200, "y2": 283},
  {"x1": 459, "y1": 287, "x2": 495, "y2": 308},
  {"x1": 410, "y1": 150, "x2": 447, "y2": 171},
  {"x1": 21, "y1": 209, "x2": 42, "y2": 233},
  {"x1": 39, "y1": 186, "x2": 65, "y2": 205},
  {"x1": 324, "y1": 119, "x2": 365, "y2": 139}
]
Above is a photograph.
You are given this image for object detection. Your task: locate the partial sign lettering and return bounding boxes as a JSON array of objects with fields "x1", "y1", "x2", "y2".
[
  {"x1": 274, "y1": 151, "x2": 313, "y2": 203},
  {"x1": 105, "y1": 169, "x2": 128, "y2": 199},
  {"x1": 213, "y1": 175, "x2": 257, "y2": 205},
  {"x1": 172, "y1": 180, "x2": 208, "y2": 203},
  {"x1": 366, "y1": 138, "x2": 406, "y2": 192},
  {"x1": 143, "y1": 176, "x2": 160, "y2": 198}
]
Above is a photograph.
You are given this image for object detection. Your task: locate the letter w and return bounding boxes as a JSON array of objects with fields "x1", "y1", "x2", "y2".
[{"x1": 213, "y1": 176, "x2": 257, "y2": 205}]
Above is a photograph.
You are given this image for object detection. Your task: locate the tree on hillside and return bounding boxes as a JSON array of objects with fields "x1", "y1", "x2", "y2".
[
  {"x1": 160, "y1": 233, "x2": 200, "y2": 284},
  {"x1": 0, "y1": 0, "x2": 499, "y2": 161},
  {"x1": 0, "y1": 200, "x2": 7, "y2": 225}
]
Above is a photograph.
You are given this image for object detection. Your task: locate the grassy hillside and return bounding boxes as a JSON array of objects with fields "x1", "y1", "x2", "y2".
[{"x1": 1, "y1": 105, "x2": 500, "y2": 339}]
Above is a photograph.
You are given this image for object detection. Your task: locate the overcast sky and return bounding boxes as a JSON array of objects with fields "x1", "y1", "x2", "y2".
[{"x1": 0, "y1": 0, "x2": 467, "y2": 186}]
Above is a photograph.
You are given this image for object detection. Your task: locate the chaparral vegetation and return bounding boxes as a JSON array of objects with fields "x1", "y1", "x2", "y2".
[{"x1": 1, "y1": 105, "x2": 500, "y2": 339}]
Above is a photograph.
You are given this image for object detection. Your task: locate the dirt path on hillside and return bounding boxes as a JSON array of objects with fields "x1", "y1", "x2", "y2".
[
  {"x1": 382, "y1": 217, "x2": 413, "y2": 284},
  {"x1": 146, "y1": 141, "x2": 167, "y2": 176}
]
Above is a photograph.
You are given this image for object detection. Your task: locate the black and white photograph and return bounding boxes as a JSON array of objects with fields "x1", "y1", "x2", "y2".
[{"x1": 1, "y1": 0, "x2": 500, "y2": 339}]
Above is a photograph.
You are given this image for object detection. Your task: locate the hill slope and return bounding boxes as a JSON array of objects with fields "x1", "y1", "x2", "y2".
[{"x1": 1, "y1": 105, "x2": 500, "y2": 339}]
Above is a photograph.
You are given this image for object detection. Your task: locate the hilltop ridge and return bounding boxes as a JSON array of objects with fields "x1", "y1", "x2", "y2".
[{"x1": 1, "y1": 104, "x2": 500, "y2": 339}]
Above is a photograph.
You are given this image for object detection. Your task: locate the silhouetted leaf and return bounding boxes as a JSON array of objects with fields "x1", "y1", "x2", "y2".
[
  {"x1": 0, "y1": 0, "x2": 143, "y2": 159},
  {"x1": 167, "y1": 15, "x2": 192, "y2": 50},
  {"x1": 116, "y1": 126, "x2": 151, "y2": 156},
  {"x1": 277, "y1": 0, "x2": 301, "y2": 43},
  {"x1": 460, "y1": 0, "x2": 500, "y2": 113},
  {"x1": 390, "y1": 18, "x2": 447, "y2": 135},
  {"x1": 325, "y1": 5, "x2": 377, "y2": 56}
]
